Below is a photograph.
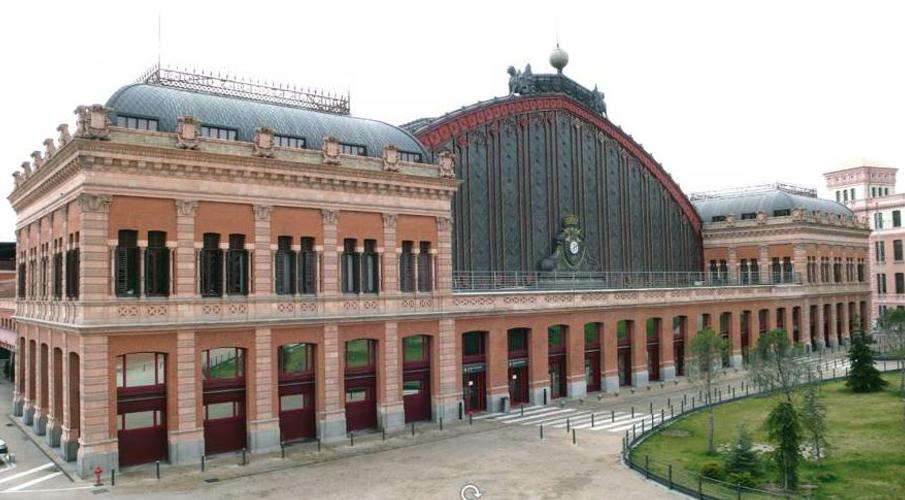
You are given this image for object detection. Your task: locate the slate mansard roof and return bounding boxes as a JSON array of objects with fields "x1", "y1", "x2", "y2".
[
  {"x1": 105, "y1": 83, "x2": 429, "y2": 160},
  {"x1": 692, "y1": 185, "x2": 853, "y2": 222}
]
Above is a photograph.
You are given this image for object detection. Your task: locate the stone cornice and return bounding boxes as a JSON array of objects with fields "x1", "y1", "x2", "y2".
[{"x1": 703, "y1": 221, "x2": 870, "y2": 245}]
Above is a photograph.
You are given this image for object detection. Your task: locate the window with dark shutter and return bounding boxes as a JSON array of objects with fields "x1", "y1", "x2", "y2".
[
  {"x1": 145, "y1": 231, "x2": 170, "y2": 297},
  {"x1": 417, "y1": 241, "x2": 432, "y2": 292},
  {"x1": 65, "y1": 247, "x2": 79, "y2": 299},
  {"x1": 226, "y1": 234, "x2": 248, "y2": 296},
  {"x1": 115, "y1": 230, "x2": 140, "y2": 297},
  {"x1": 299, "y1": 237, "x2": 317, "y2": 295},
  {"x1": 17, "y1": 263, "x2": 26, "y2": 298},
  {"x1": 200, "y1": 233, "x2": 223, "y2": 297},
  {"x1": 341, "y1": 239, "x2": 359, "y2": 294},
  {"x1": 771, "y1": 258, "x2": 781, "y2": 284},
  {"x1": 275, "y1": 236, "x2": 296, "y2": 295},
  {"x1": 399, "y1": 241, "x2": 414, "y2": 292},
  {"x1": 362, "y1": 239, "x2": 379, "y2": 294},
  {"x1": 52, "y1": 252, "x2": 63, "y2": 299}
]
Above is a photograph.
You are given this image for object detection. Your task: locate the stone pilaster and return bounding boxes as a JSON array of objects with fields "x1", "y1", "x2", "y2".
[
  {"x1": 319, "y1": 324, "x2": 345, "y2": 441},
  {"x1": 22, "y1": 337, "x2": 35, "y2": 425},
  {"x1": 727, "y1": 246, "x2": 737, "y2": 284},
  {"x1": 382, "y1": 215, "x2": 399, "y2": 294},
  {"x1": 793, "y1": 244, "x2": 807, "y2": 283},
  {"x1": 567, "y1": 322, "x2": 587, "y2": 398},
  {"x1": 436, "y1": 217, "x2": 452, "y2": 293},
  {"x1": 758, "y1": 245, "x2": 771, "y2": 283},
  {"x1": 839, "y1": 300, "x2": 850, "y2": 344},
  {"x1": 827, "y1": 304, "x2": 838, "y2": 348},
  {"x1": 34, "y1": 340, "x2": 48, "y2": 434},
  {"x1": 657, "y1": 317, "x2": 676, "y2": 382},
  {"x1": 728, "y1": 310, "x2": 743, "y2": 368},
  {"x1": 45, "y1": 341, "x2": 62, "y2": 447},
  {"x1": 60, "y1": 337, "x2": 80, "y2": 461},
  {"x1": 801, "y1": 301, "x2": 813, "y2": 352},
  {"x1": 76, "y1": 335, "x2": 116, "y2": 477},
  {"x1": 602, "y1": 319, "x2": 619, "y2": 393},
  {"x1": 174, "y1": 200, "x2": 197, "y2": 296},
  {"x1": 169, "y1": 330, "x2": 203, "y2": 464},
  {"x1": 630, "y1": 314, "x2": 649, "y2": 388},
  {"x1": 321, "y1": 210, "x2": 339, "y2": 296},
  {"x1": 253, "y1": 205, "x2": 272, "y2": 297},
  {"x1": 76, "y1": 194, "x2": 111, "y2": 300},
  {"x1": 380, "y1": 322, "x2": 404, "y2": 430},
  {"x1": 487, "y1": 327, "x2": 508, "y2": 412},
  {"x1": 435, "y1": 318, "x2": 459, "y2": 422},
  {"x1": 249, "y1": 327, "x2": 280, "y2": 451},
  {"x1": 814, "y1": 304, "x2": 826, "y2": 350}
]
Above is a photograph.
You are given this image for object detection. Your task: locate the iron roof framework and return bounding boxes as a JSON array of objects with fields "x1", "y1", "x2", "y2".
[{"x1": 136, "y1": 64, "x2": 350, "y2": 115}]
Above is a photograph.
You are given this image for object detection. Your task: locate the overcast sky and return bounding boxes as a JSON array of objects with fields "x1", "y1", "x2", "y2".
[{"x1": 2, "y1": 1, "x2": 903, "y2": 240}]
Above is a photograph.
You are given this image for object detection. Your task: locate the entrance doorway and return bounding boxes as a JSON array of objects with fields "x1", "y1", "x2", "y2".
[
  {"x1": 646, "y1": 319, "x2": 661, "y2": 381},
  {"x1": 462, "y1": 331, "x2": 487, "y2": 414},
  {"x1": 202, "y1": 348, "x2": 247, "y2": 455},
  {"x1": 402, "y1": 335, "x2": 431, "y2": 423},
  {"x1": 672, "y1": 317, "x2": 686, "y2": 376},
  {"x1": 584, "y1": 323, "x2": 601, "y2": 392},
  {"x1": 507, "y1": 328, "x2": 530, "y2": 404},
  {"x1": 116, "y1": 352, "x2": 167, "y2": 467},
  {"x1": 345, "y1": 339, "x2": 377, "y2": 432},
  {"x1": 278, "y1": 343, "x2": 316, "y2": 442},
  {"x1": 548, "y1": 326, "x2": 567, "y2": 399},
  {"x1": 617, "y1": 321, "x2": 631, "y2": 386}
]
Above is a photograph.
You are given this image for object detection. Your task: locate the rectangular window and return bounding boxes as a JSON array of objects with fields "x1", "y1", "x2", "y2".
[
  {"x1": 299, "y1": 237, "x2": 317, "y2": 295},
  {"x1": 894, "y1": 211, "x2": 902, "y2": 228},
  {"x1": 117, "y1": 352, "x2": 165, "y2": 388},
  {"x1": 339, "y1": 143, "x2": 367, "y2": 156},
  {"x1": 508, "y1": 330, "x2": 528, "y2": 353},
  {"x1": 740, "y1": 212, "x2": 757, "y2": 220},
  {"x1": 362, "y1": 239, "x2": 379, "y2": 294},
  {"x1": 226, "y1": 234, "x2": 249, "y2": 296},
  {"x1": 115, "y1": 229, "x2": 140, "y2": 297},
  {"x1": 280, "y1": 394, "x2": 307, "y2": 411},
  {"x1": 398, "y1": 151, "x2": 423, "y2": 163},
  {"x1": 206, "y1": 401, "x2": 241, "y2": 420},
  {"x1": 118, "y1": 410, "x2": 162, "y2": 431},
  {"x1": 417, "y1": 241, "x2": 432, "y2": 292},
  {"x1": 202, "y1": 347, "x2": 244, "y2": 380},
  {"x1": 402, "y1": 380, "x2": 422, "y2": 396},
  {"x1": 399, "y1": 241, "x2": 415, "y2": 292},
  {"x1": 895, "y1": 240, "x2": 904, "y2": 262},
  {"x1": 345, "y1": 339, "x2": 374, "y2": 369},
  {"x1": 875, "y1": 212, "x2": 884, "y2": 229},
  {"x1": 200, "y1": 233, "x2": 223, "y2": 297},
  {"x1": 274, "y1": 236, "x2": 296, "y2": 295},
  {"x1": 52, "y1": 252, "x2": 63, "y2": 299},
  {"x1": 201, "y1": 125, "x2": 237, "y2": 141},
  {"x1": 403, "y1": 335, "x2": 427, "y2": 363},
  {"x1": 345, "y1": 388, "x2": 368, "y2": 403},
  {"x1": 279, "y1": 343, "x2": 312, "y2": 375},
  {"x1": 17, "y1": 262, "x2": 26, "y2": 298},
  {"x1": 341, "y1": 239, "x2": 360, "y2": 294},
  {"x1": 463, "y1": 332, "x2": 484, "y2": 357},
  {"x1": 65, "y1": 246, "x2": 79, "y2": 299},
  {"x1": 773, "y1": 209, "x2": 791, "y2": 217},
  {"x1": 897, "y1": 273, "x2": 904, "y2": 295},
  {"x1": 843, "y1": 190, "x2": 849, "y2": 202},
  {"x1": 274, "y1": 135, "x2": 306, "y2": 149},
  {"x1": 145, "y1": 231, "x2": 170, "y2": 297},
  {"x1": 711, "y1": 216, "x2": 726, "y2": 222},
  {"x1": 877, "y1": 241, "x2": 886, "y2": 262},
  {"x1": 548, "y1": 325, "x2": 565, "y2": 349},
  {"x1": 117, "y1": 115, "x2": 159, "y2": 132},
  {"x1": 584, "y1": 323, "x2": 600, "y2": 347},
  {"x1": 835, "y1": 191, "x2": 840, "y2": 202}
]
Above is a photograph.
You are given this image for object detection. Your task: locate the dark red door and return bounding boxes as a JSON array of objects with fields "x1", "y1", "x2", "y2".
[
  {"x1": 548, "y1": 354, "x2": 566, "y2": 399},
  {"x1": 403, "y1": 370, "x2": 431, "y2": 423},
  {"x1": 647, "y1": 343, "x2": 660, "y2": 381},
  {"x1": 203, "y1": 389, "x2": 247, "y2": 455},
  {"x1": 345, "y1": 376, "x2": 377, "y2": 432},
  {"x1": 117, "y1": 396, "x2": 167, "y2": 467},
  {"x1": 463, "y1": 369, "x2": 486, "y2": 413},
  {"x1": 674, "y1": 341, "x2": 685, "y2": 376},
  {"x1": 508, "y1": 364, "x2": 529, "y2": 404},
  {"x1": 585, "y1": 351, "x2": 600, "y2": 392},
  {"x1": 618, "y1": 347, "x2": 631, "y2": 386},
  {"x1": 278, "y1": 381, "x2": 315, "y2": 442}
]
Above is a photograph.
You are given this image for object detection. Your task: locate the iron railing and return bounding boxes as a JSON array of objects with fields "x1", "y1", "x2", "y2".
[{"x1": 452, "y1": 271, "x2": 802, "y2": 292}]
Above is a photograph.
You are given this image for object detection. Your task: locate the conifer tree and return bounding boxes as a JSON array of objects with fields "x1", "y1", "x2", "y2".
[{"x1": 846, "y1": 330, "x2": 886, "y2": 393}]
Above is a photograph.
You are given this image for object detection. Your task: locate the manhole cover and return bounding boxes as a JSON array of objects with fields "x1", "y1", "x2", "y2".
[{"x1": 204, "y1": 478, "x2": 220, "y2": 483}]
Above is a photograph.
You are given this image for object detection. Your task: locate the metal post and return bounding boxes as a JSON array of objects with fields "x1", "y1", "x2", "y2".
[
  {"x1": 281, "y1": 443, "x2": 286, "y2": 458},
  {"x1": 201, "y1": 455, "x2": 206, "y2": 472},
  {"x1": 566, "y1": 418, "x2": 571, "y2": 433},
  {"x1": 645, "y1": 455, "x2": 650, "y2": 478},
  {"x1": 692, "y1": 396, "x2": 695, "y2": 409},
  {"x1": 521, "y1": 404, "x2": 525, "y2": 416},
  {"x1": 241, "y1": 449, "x2": 247, "y2": 466},
  {"x1": 156, "y1": 460, "x2": 161, "y2": 479},
  {"x1": 631, "y1": 406, "x2": 635, "y2": 418},
  {"x1": 591, "y1": 413, "x2": 595, "y2": 428},
  {"x1": 540, "y1": 424, "x2": 544, "y2": 440},
  {"x1": 317, "y1": 438, "x2": 322, "y2": 452},
  {"x1": 350, "y1": 433, "x2": 355, "y2": 446},
  {"x1": 642, "y1": 420, "x2": 645, "y2": 434},
  {"x1": 681, "y1": 400, "x2": 685, "y2": 413},
  {"x1": 667, "y1": 397, "x2": 671, "y2": 407},
  {"x1": 668, "y1": 464, "x2": 672, "y2": 489},
  {"x1": 632, "y1": 424, "x2": 636, "y2": 440},
  {"x1": 698, "y1": 476, "x2": 703, "y2": 499},
  {"x1": 469, "y1": 413, "x2": 473, "y2": 426},
  {"x1": 459, "y1": 401, "x2": 464, "y2": 420},
  {"x1": 661, "y1": 408, "x2": 664, "y2": 423},
  {"x1": 732, "y1": 387, "x2": 736, "y2": 399},
  {"x1": 411, "y1": 422, "x2": 415, "y2": 437},
  {"x1": 111, "y1": 469, "x2": 115, "y2": 486},
  {"x1": 650, "y1": 401, "x2": 653, "y2": 414},
  {"x1": 572, "y1": 428, "x2": 576, "y2": 445},
  {"x1": 440, "y1": 417, "x2": 443, "y2": 431},
  {"x1": 611, "y1": 410, "x2": 615, "y2": 423},
  {"x1": 382, "y1": 428, "x2": 386, "y2": 441}
]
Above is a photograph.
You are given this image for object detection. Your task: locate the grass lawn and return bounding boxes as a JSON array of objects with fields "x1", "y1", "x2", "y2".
[{"x1": 633, "y1": 373, "x2": 905, "y2": 499}]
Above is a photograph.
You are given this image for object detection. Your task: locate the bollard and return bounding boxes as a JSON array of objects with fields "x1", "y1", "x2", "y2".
[
  {"x1": 411, "y1": 422, "x2": 415, "y2": 437},
  {"x1": 651, "y1": 413, "x2": 655, "y2": 427},
  {"x1": 746, "y1": 385, "x2": 749, "y2": 397},
  {"x1": 156, "y1": 460, "x2": 161, "y2": 479},
  {"x1": 591, "y1": 413, "x2": 595, "y2": 428},
  {"x1": 281, "y1": 443, "x2": 286, "y2": 458},
  {"x1": 632, "y1": 424, "x2": 636, "y2": 440},
  {"x1": 642, "y1": 420, "x2": 645, "y2": 434},
  {"x1": 670, "y1": 405, "x2": 674, "y2": 419},
  {"x1": 350, "y1": 432, "x2": 355, "y2": 446},
  {"x1": 540, "y1": 424, "x2": 544, "y2": 440},
  {"x1": 469, "y1": 413, "x2": 473, "y2": 426},
  {"x1": 572, "y1": 428, "x2": 576, "y2": 445},
  {"x1": 732, "y1": 387, "x2": 736, "y2": 399},
  {"x1": 566, "y1": 418, "x2": 571, "y2": 433},
  {"x1": 684, "y1": 393, "x2": 687, "y2": 405},
  {"x1": 692, "y1": 396, "x2": 695, "y2": 409},
  {"x1": 317, "y1": 438, "x2": 322, "y2": 452},
  {"x1": 111, "y1": 469, "x2": 115, "y2": 487},
  {"x1": 668, "y1": 464, "x2": 672, "y2": 489},
  {"x1": 241, "y1": 449, "x2": 247, "y2": 466},
  {"x1": 201, "y1": 455, "x2": 206, "y2": 472},
  {"x1": 681, "y1": 400, "x2": 685, "y2": 413},
  {"x1": 667, "y1": 397, "x2": 671, "y2": 407},
  {"x1": 521, "y1": 404, "x2": 525, "y2": 417},
  {"x1": 661, "y1": 408, "x2": 664, "y2": 423},
  {"x1": 459, "y1": 401, "x2": 464, "y2": 420},
  {"x1": 611, "y1": 410, "x2": 615, "y2": 423},
  {"x1": 649, "y1": 401, "x2": 653, "y2": 414},
  {"x1": 440, "y1": 417, "x2": 443, "y2": 431},
  {"x1": 631, "y1": 406, "x2": 635, "y2": 418},
  {"x1": 382, "y1": 428, "x2": 386, "y2": 441}
]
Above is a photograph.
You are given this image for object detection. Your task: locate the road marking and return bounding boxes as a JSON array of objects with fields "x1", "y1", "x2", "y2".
[
  {"x1": 501, "y1": 409, "x2": 576, "y2": 424},
  {"x1": 0, "y1": 485, "x2": 97, "y2": 494},
  {"x1": 0, "y1": 464, "x2": 54, "y2": 486},
  {"x1": 3, "y1": 472, "x2": 63, "y2": 492},
  {"x1": 496, "y1": 407, "x2": 566, "y2": 422}
]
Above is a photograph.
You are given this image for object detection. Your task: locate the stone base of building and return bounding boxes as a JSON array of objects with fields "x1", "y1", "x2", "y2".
[
  {"x1": 32, "y1": 412, "x2": 47, "y2": 436},
  {"x1": 813, "y1": 338, "x2": 826, "y2": 351},
  {"x1": 827, "y1": 337, "x2": 839, "y2": 349},
  {"x1": 567, "y1": 380, "x2": 587, "y2": 400},
  {"x1": 378, "y1": 405, "x2": 405, "y2": 432},
  {"x1": 318, "y1": 415, "x2": 348, "y2": 442},
  {"x1": 12, "y1": 395, "x2": 23, "y2": 417},
  {"x1": 530, "y1": 386, "x2": 550, "y2": 406},
  {"x1": 45, "y1": 418, "x2": 62, "y2": 447},
  {"x1": 167, "y1": 430, "x2": 203, "y2": 465},
  {"x1": 603, "y1": 375, "x2": 620, "y2": 393},
  {"x1": 248, "y1": 418, "x2": 281, "y2": 453},
  {"x1": 660, "y1": 365, "x2": 676, "y2": 382},
  {"x1": 432, "y1": 399, "x2": 460, "y2": 423},
  {"x1": 22, "y1": 403, "x2": 34, "y2": 426},
  {"x1": 77, "y1": 443, "x2": 118, "y2": 478},
  {"x1": 631, "y1": 370, "x2": 649, "y2": 388},
  {"x1": 730, "y1": 354, "x2": 744, "y2": 369},
  {"x1": 488, "y1": 392, "x2": 508, "y2": 414}
]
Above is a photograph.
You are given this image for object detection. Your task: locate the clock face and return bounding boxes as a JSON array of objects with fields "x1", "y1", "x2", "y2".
[{"x1": 569, "y1": 240, "x2": 580, "y2": 255}]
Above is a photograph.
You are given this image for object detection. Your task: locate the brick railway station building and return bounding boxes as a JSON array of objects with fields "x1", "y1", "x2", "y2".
[{"x1": 9, "y1": 49, "x2": 870, "y2": 476}]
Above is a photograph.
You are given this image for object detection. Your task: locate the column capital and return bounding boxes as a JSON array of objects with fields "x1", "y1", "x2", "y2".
[
  {"x1": 321, "y1": 208, "x2": 338, "y2": 225},
  {"x1": 175, "y1": 199, "x2": 198, "y2": 217},
  {"x1": 77, "y1": 193, "x2": 111, "y2": 214},
  {"x1": 436, "y1": 216, "x2": 451, "y2": 231},
  {"x1": 253, "y1": 204, "x2": 273, "y2": 221},
  {"x1": 382, "y1": 213, "x2": 397, "y2": 228}
]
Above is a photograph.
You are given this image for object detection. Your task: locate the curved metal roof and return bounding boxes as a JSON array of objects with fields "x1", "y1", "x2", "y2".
[
  {"x1": 693, "y1": 189, "x2": 853, "y2": 221},
  {"x1": 105, "y1": 84, "x2": 428, "y2": 160}
]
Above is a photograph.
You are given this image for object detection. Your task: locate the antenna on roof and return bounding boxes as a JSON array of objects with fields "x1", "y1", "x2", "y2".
[{"x1": 157, "y1": 12, "x2": 161, "y2": 70}]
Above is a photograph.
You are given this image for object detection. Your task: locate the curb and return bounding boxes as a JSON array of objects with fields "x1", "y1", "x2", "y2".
[{"x1": 6, "y1": 414, "x2": 78, "y2": 482}]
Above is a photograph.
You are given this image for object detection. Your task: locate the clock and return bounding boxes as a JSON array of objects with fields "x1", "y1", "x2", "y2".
[{"x1": 569, "y1": 240, "x2": 579, "y2": 255}]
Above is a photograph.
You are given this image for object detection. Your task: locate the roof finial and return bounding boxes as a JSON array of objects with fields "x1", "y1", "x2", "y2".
[{"x1": 550, "y1": 42, "x2": 569, "y2": 74}]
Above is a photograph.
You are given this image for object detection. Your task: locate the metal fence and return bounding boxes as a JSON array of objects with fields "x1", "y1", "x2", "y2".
[
  {"x1": 452, "y1": 271, "x2": 801, "y2": 292},
  {"x1": 623, "y1": 348, "x2": 899, "y2": 499}
]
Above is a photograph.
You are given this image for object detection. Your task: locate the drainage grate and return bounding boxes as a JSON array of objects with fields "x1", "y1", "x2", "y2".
[{"x1": 204, "y1": 478, "x2": 220, "y2": 483}]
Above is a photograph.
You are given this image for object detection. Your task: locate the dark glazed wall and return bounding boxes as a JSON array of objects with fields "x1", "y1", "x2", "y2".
[{"x1": 422, "y1": 106, "x2": 702, "y2": 274}]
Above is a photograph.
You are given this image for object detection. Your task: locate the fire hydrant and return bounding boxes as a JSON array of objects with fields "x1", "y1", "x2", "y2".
[{"x1": 94, "y1": 466, "x2": 103, "y2": 486}]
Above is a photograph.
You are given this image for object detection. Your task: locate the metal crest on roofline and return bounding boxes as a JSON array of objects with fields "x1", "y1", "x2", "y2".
[
  {"x1": 689, "y1": 182, "x2": 818, "y2": 201},
  {"x1": 135, "y1": 64, "x2": 350, "y2": 115}
]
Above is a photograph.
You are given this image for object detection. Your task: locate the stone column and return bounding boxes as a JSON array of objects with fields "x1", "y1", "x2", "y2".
[
  {"x1": 434, "y1": 318, "x2": 459, "y2": 422},
  {"x1": 814, "y1": 303, "x2": 826, "y2": 350},
  {"x1": 60, "y1": 338, "x2": 79, "y2": 461},
  {"x1": 23, "y1": 337, "x2": 35, "y2": 425},
  {"x1": 727, "y1": 246, "x2": 737, "y2": 284},
  {"x1": 658, "y1": 316, "x2": 676, "y2": 382},
  {"x1": 630, "y1": 314, "x2": 649, "y2": 388},
  {"x1": 248, "y1": 327, "x2": 279, "y2": 452},
  {"x1": 801, "y1": 301, "x2": 812, "y2": 352},
  {"x1": 321, "y1": 210, "x2": 339, "y2": 296},
  {"x1": 566, "y1": 322, "x2": 587, "y2": 399},
  {"x1": 253, "y1": 205, "x2": 273, "y2": 298},
  {"x1": 602, "y1": 319, "x2": 619, "y2": 393},
  {"x1": 778, "y1": 307, "x2": 791, "y2": 340},
  {"x1": 319, "y1": 324, "x2": 345, "y2": 441},
  {"x1": 528, "y1": 324, "x2": 549, "y2": 405},
  {"x1": 13, "y1": 335, "x2": 24, "y2": 417},
  {"x1": 379, "y1": 322, "x2": 404, "y2": 430},
  {"x1": 435, "y1": 217, "x2": 453, "y2": 293},
  {"x1": 382, "y1": 215, "x2": 399, "y2": 295},
  {"x1": 174, "y1": 200, "x2": 198, "y2": 296},
  {"x1": 169, "y1": 330, "x2": 203, "y2": 464},
  {"x1": 33, "y1": 338, "x2": 48, "y2": 435},
  {"x1": 77, "y1": 194, "x2": 111, "y2": 300},
  {"x1": 77, "y1": 335, "x2": 116, "y2": 477},
  {"x1": 728, "y1": 310, "x2": 743, "y2": 368},
  {"x1": 793, "y1": 244, "x2": 807, "y2": 283},
  {"x1": 826, "y1": 303, "x2": 838, "y2": 348},
  {"x1": 839, "y1": 300, "x2": 850, "y2": 345},
  {"x1": 758, "y1": 245, "x2": 771, "y2": 284}
]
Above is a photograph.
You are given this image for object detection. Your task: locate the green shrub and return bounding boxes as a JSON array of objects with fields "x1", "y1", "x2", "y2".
[
  {"x1": 727, "y1": 471, "x2": 757, "y2": 488},
  {"x1": 725, "y1": 426, "x2": 761, "y2": 476},
  {"x1": 700, "y1": 460, "x2": 724, "y2": 480}
]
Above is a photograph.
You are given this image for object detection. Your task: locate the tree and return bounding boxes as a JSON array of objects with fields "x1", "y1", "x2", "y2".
[
  {"x1": 688, "y1": 327, "x2": 728, "y2": 454},
  {"x1": 725, "y1": 425, "x2": 760, "y2": 477},
  {"x1": 878, "y1": 308, "x2": 905, "y2": 396},
  {"x1": 750, "y1": 329, "x2": 812, "y2": 404},
  {"x1": 799, "y1": 381, "x2": 828, "y2": 461},
  {"x1": 765, "y1": 401, "x2": 802, "y2": 490},
  {"x1": 846, "y1": 330, "x2": 887, "y2": 393}
]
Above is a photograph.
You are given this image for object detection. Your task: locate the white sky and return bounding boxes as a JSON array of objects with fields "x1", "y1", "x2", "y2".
[{"x1": 2, "y1": 0, "x2": 904, "y2": 241}]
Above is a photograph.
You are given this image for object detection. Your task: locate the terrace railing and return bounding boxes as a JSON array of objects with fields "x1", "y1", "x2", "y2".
[{"x1": 452, "y1": 271, "x2": 801, "y2": 292}]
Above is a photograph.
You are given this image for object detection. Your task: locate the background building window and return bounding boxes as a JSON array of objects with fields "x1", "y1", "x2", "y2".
[
  {"x1": 200, "y1": 233, "x2": 223, "y2": 297},
  {"x1": 895, "y1": 240, "x2": 904, "y2": 262},
  {"x1": 894, "y1": 211, "x2": 902, "y2": 228},
  {"x1": 274, "y1": 135, "x2": 306, "y2": 149},
  {"x1": 299, "y1": 237, "x2": 317, "y2": 295},
  {"x1": 115, "y1": 229, "x2": 140, "y2": 297},
  {"x1": 339, "y1": 143, "x2": 367, "y2": 156},
  {"x1": 398, "y1": 151, "x2": 423, "y2": 163},
  {"x1": 117, "y1": 115, "x2": 159, "y2": 131},
  {"x1": 274, "y1": 236, "x2": 296, "y2": 295},
  {"x1": 145, "y1": 231, "x2": 170, "y2": 297},
  {"x1": 417, "y1": 242, "x2": 432, "y2": 292},
  {"x1": 399, "y1": 241, "x2": 415, "y2": 292},
  {"x1": 896, "y1": 273, "x2": 904, "y2": 294},
  {"x1": 201, "y1": 125, "x2": 237, "y2": 141},
  {"x1": 342, "y1": 239, "x2": 360, "y2": 294},
  {"x1": 226, "y1": 234, "x2": 249, "y2": 296},
  {"x1": 362, "y1": 239, "x2": 379, "y2": 294}
]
